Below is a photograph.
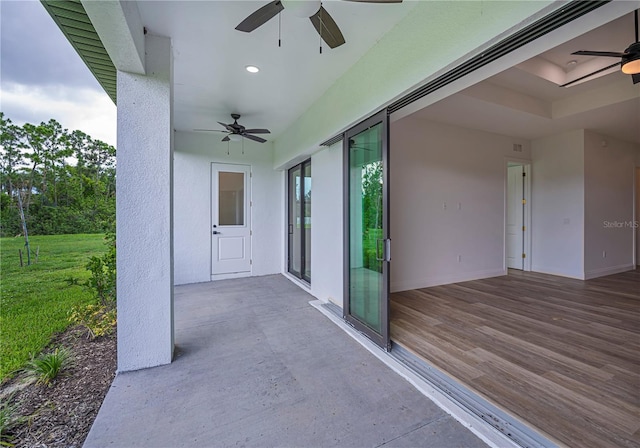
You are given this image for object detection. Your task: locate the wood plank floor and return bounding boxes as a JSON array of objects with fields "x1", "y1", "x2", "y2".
[{"x1": 390, "y1": 269, "x2": 640, "y2": 448}]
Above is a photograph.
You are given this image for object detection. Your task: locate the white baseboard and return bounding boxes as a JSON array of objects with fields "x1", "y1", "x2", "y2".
[
  {"x1": 584, "y1": 264, "x2": 635, "y2": 280},
  {"x1": 391, "y1": 269, "x2": 507, "y2": 293},
  {"x1": 530, "y1": 265, "x2": 585, "y2": 280}
]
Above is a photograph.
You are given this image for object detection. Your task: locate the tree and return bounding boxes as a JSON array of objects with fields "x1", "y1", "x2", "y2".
[
  {"x1": 0, "y1": 113, "x2": 116, "y2": 238},
  {"x1": 0, "y1": 113, "x2": 32, "y2": 262}
]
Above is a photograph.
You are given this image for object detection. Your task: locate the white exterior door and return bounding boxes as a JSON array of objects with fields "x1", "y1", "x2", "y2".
[
  {"x1": 506, "y1": 165, "x2": 524, "y2": 270},
  {"x1": 211, "y1": 163, "x2": 251, "y2": 276}
]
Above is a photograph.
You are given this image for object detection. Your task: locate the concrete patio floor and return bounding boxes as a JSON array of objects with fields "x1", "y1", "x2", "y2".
[{"x1": 84, "y1": 275, "x2": 488, "y2": 447}]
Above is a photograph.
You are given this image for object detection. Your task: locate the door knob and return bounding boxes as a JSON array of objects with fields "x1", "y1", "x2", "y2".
[{"x1": 213, "y1": 231, "x2": 221, "y2": 235}]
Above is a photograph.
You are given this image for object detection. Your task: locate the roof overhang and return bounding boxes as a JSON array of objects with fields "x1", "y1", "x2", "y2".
[{"x1": 41, "y1": 0, "x2": 117, "y2": 104}]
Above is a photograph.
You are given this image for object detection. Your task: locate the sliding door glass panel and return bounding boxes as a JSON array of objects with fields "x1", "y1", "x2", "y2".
[
  {"x1": 219, "y1": 171, "x2": 244, "y2": 226},
  {"x1": 303, "y1": 163, "x2": 312, "y2": 281},
  {"x1": 288, "y1": 166, "x2": 302, "y2": 277},
  {"x1": 348, "y1": 122, "x2": 384, "y2": 333}
]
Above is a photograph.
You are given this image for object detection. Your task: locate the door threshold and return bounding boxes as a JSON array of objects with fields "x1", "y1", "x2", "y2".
[{"x1": 314, "y1": 301, "x2": 558, "y2": 448}]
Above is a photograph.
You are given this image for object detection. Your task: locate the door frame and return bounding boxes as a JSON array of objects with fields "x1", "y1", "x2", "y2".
[
  {"x1": 342, "y1": 109, "x2": 391, "y2": 350},
  {"x1": 287, "y1": 159, "x2": 312, "y2": 283},
  {"x1": 504, "y1": 158, "x2": 531, "y2": 272},
  {"x1": 210, "y1": 162, "x2": 252, "y2": 280}
]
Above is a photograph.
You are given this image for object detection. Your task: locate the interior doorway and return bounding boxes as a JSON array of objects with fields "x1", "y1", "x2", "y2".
[{"x1": 506, "y1": 161, "x2": 531, "y2": 271}]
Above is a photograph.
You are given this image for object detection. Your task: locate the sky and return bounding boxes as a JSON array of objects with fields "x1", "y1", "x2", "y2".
[{"x1": 0, "y1": 0, "x2": 117, "y2": 146}]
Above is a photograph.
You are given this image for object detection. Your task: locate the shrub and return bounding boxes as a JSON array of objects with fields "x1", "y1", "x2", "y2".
[
  {"x1": 25, "y1": 347, "x2": 72, "y2": 386},
  {"x1": 0, "y1": 392, "x2": 25, "y2": 446},
  {"x1": 85, "y1": 230, "x2": 116, "y2": 307},
  {"x1": 69, "y1": 304, "x2": 116, "y2": 339}
]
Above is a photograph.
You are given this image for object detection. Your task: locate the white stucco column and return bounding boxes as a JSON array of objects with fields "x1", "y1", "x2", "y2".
[{"x1": 116, "y1": 34, "x2": 174, "y2": 372}]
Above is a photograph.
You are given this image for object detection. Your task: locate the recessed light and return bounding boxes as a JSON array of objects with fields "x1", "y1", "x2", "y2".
[
  {"x1": 566, "y1": 60, "x2": 577, "y2": 67},
  {"x1": 245, "y1": 65, "x2": 260, "y2": 73}
]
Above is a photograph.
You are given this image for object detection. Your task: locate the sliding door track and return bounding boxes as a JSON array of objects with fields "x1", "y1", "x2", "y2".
[{"x1": 391, "y1": 344, "x2": 558, "y2": 448}]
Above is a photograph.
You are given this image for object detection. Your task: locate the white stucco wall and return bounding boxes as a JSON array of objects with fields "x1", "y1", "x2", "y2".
[
  {"x1": 390, "y1": 116, "x2": 531, "y2": 291},
  {"x1": 310, "y1": 142, "x2": 344, "y2": 306},
  {"x1": 173, "y1": 131, "x2": 282, "y2": 285},
  {"x1": 116, "y1": 35, "x2": 174, "y2": 372},
  {"x1": 583, "y1": 131, "x2": 638, "y2": 278}
]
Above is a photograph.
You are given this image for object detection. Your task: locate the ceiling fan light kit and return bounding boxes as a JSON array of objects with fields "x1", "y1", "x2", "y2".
[{"x1": 621, "y1": 47, "x2": 640, "y2": 74}]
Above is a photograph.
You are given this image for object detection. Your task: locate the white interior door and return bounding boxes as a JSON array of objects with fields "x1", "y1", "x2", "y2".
[
  {"x1": 211, "y1": 163, "x2": 251, "y2": 276},
  {"x1": 506, "y1": 164, "x2": 524, "y2": 270}
]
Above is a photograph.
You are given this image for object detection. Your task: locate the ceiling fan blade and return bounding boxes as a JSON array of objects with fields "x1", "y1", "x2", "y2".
[
  {"x1": 342, "y1": 0, "x2": 402, "y2": 2},
  {"x1": 243, "y1": 134, "x2": 267, "y2": 143},
  {"x1": 235, "y1": 1, "x2": 284, "y2": 33},
  {"x1": 632, "y1": 73, "x2": 640, "y2": 85},
  {"x1": 243, "y1": 128, "x2": 271, "y2": 134},
  {"x1": 309, "y1": 6, "x2": 345, "y2": 49},
  {"x1": 221, "y1": 136, "x2": 231, "y2": 142},
  {"x1": 217, "y1": 121, "x2": 235, "y2": 132},
  {"x1": 572, "y1": 50, "x2": 627, "y2": 58},
  {"x1": 194, "y1": 129, "x2": 226, "y2": 133},
  {"x1": 559, "y1": 61, "x2": 620, "y2": 88}
]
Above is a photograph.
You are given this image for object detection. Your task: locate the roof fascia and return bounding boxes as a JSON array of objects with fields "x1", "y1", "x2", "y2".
[{"x1": 81, "y1": 0, "x2": 145, "y2": 75}]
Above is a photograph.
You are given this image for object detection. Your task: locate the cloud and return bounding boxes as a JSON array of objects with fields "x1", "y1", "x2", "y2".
[
  {"x1": 1, "y1": 82, "x2": 117, "y2": 147},
  {"x1": 0, "y1": 0, "x2": 116, "y2": 147},
  {"x1": 0, "y1": 0, "x2": 100, "y2": 90}
]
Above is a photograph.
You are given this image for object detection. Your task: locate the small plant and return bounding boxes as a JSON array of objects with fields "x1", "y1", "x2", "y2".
[
  {"x1": 85, "y1": 230, "x2": 116, "y2": 307},
  {"x1": 25, "y1": 347, "x2": 72, "y2": 386},
  {"x1": 0, "y1": 392, "x2": 25, "y2": 446},
  {"x1": 69, "y1": 304, "x2": 116, "y2": 339}
]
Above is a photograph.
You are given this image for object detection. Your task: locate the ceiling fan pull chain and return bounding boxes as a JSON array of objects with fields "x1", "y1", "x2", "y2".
[
  {"x1": 319, "y1": 3, "x2": 323, "y2": 54},
  {"x1": 278, "y1": 11, "x2": 282, "y2": 47}
]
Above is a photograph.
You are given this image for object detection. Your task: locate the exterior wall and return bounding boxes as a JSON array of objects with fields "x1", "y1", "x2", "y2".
[
  {"x1": 531, "y1": 130, "x2": 585, "y2": 279},
  {"x1": 583, "y1": 131, "x2": 638, "y2": 278},
  {"x1": 310, "y1": 142, "x2": 344, "y2": 306},
  {"x1": 389, "y1": 116, "x2": 531, "y2": 291},
  {"x1": 173, "y1": 131, "x2": 282, "y2": 285},
  {"x1": 116, "y1": 35, "x2": 174, "y2": 372}
]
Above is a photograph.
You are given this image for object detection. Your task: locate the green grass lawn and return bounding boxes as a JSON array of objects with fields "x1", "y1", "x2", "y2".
[{"x1": 0, "y1": 234, "x2": 107, "y2": 381}]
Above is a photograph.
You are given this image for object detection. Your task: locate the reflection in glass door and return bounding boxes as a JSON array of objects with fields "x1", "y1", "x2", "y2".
[
  {"x1": 288, "y1": 160, "x2": 311, "y2": 283},
  {"x1": 344, "y1": 110, "x2": 390, "y2": 349}
]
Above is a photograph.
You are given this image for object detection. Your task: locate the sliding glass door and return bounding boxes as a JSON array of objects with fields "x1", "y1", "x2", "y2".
[
  {"x1": 343, "y1": 110, "x2": 390, "y2": 350},
  {"x1": 288, "y1": 160, "x2": 311, "y2": 282}
]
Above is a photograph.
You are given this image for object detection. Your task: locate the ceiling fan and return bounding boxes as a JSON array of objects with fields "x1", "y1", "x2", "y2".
[
  {"x1": 235, "y1": 0, "x2": 402, "y2": 50},
  {"x1": 562, "y1": 10, "x2": 640, "y2": 87},
  {"x1": 195, "y1": 114, "x2": 271, "y2": 143}
]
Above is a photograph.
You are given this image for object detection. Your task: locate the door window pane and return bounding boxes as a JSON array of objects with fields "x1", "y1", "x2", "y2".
[
  {"x1": 349, "y1": 123, "x2": 383, "y2": 332},
  {"x1": 288, "y1": 166, "x2": 302, "y2": 276},
  {"x1": 219, "y1": 171, "x2": 244, "y2": 226}
]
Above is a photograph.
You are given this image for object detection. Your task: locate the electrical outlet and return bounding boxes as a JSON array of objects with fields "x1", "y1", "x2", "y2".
[
  {"x1": 457, "y1": 255, "x2": 462, "y2": 262},
  {"x1": 442, "y1": 202, "x2": 447, "y2": 210}
]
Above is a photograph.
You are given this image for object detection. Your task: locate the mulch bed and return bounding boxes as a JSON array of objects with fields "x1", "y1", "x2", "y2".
[{"x1": 1, "y1": 326, "x2": 116, "y2": 447}]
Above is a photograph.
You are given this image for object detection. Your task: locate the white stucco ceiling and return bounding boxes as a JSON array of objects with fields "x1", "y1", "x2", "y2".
[
  {"x1": 136, "y1": 0, "x2": 418, "y2": 140},
  {"x1": 408, "y1": 10, "x2": 640, "y2": 145}
]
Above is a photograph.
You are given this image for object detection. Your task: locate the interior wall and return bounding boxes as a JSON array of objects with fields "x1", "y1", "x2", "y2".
[
  {"x1": 310, "y1": 142, "x2": 344, "y2": 306},
  {"x1": 583, "y1": 131, "x2": 639, "y2": 278},
  {"x1": 389, "y1": 116, "x2": 531, "y2": 292},
  {"x1": 637, "y1": 166, "x2": 640, "y2": 266},
  {"x1": 531, "y1": 130, "x2": 585, "y2": 279},
  {"x1": 173, "y1": 131, "x2": 282, "y2": 285}
]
